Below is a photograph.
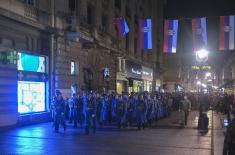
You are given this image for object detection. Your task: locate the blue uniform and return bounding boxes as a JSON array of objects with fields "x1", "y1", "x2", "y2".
[
  {"x1": 136, "y1": 99, "x2": 148, "y2": 129},
  {"x1": 83, "y1": 96, "x2": 97, "y2": 134},
  {"x1": 111, "y1": 96, "x2": 118, "y2": 120},
  {"x1": 101, "y1": 96, "x2": 108, "y2": 124},
  {"x1": 53, "y1": 96, "x2": 66, "y2": 132},
  {"x1": 116, "y1": 98, "x2": 126, "y2": 128}
]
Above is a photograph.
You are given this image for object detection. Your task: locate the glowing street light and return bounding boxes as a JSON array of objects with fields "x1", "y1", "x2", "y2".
[
  {"x1": 197, "y1": 81, "x2": 201, "y2": 85},
  {"x1": 205, "y1": 72, "x2": 211, "y2": 77},
  {"x1": 196, "y1": 49, "x2": 209, "y2": 62}
]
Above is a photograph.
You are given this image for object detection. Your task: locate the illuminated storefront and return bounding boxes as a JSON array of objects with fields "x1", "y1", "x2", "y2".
[
  {"x1": 142, "y1": 66, "x2": 153, "y2": 92},
  {"x1": 125, "y1": 61, "x2": 142, "y2": 93},
  {"x1": 17, "y1": 51, "x2": 48, "y2": 114}
]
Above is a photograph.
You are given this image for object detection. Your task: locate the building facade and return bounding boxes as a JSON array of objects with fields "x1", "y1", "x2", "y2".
[{"x1": 0, "y1": 0, "x2": 164, "y2": 128}]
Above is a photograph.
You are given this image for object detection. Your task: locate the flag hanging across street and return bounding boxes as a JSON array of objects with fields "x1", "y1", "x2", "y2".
[
  {"x1": 139, "y1": 19, "x2": 152, "y2": 50},
  {"x1": 192, "y1": 17, "x2": 207, "y2": 51},
  {"x1": 163, "y1": 19, "x2": 178, "y2": 53},
  {"x1": 219, "y1": 15, "x2": 235, "y2": 51},
  {"x1": 114, "y1": 17, "x2": 129, "y2": 36}
]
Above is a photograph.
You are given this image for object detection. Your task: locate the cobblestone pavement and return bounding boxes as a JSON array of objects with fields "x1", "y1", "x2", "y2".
[{"x1": 0, "y1": 111, "x2": 225, "y2": 155}]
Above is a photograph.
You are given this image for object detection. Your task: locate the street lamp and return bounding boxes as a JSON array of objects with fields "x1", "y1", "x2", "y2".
[
  {"x1": 197, "y1": 81, "x2": 201, "y2": 85},
  {"x1": 205, "y1": 72, "x2": 211, "y2": 78},
  {"x1": 196, "y1": 49, "x2": 209, "y2": 62}
]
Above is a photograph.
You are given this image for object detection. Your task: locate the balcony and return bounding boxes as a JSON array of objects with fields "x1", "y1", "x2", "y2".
[{"x1": 0, "y1": 0, "x2": 50, "y2": 27}]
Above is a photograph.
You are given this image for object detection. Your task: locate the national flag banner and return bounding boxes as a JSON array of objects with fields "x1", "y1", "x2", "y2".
[
  {"x1": 139, "y1": 19, "x2": 152, "y2": 50},
  {"x1": 192, "y1": 17, "x2": 207, "y2": 51},
  {"x1": 114, "y1": 17, "x2": 129, "y2": 36},
  {"x1": 219, "y1": 16, "x2": 235, "y2": 51},
  {"x1": 163, "y1": 19, "x2": 178, "y2": 53}
]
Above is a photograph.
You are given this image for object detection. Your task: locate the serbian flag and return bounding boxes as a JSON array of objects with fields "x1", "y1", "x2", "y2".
[
  {"x1": 114, "y1": 18, "x2": 129, "y2": 36},
  {"x1": 163, "y1": 20, "x2": 178, "y2": 53},
  {"x1": 192, "y1": 17, "x2": 207, "y2": 51},
  {"x1": 139, "y1": 19, "x2": 152, "y2": 50},
  {"x1": 219, "y1": 16, "x2": 235, "y2": 51}
]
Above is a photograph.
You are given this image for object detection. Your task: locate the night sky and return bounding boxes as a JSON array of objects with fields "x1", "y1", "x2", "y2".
[{"x1": 164, "y1": 0, "x2": 235, "y2": 73}]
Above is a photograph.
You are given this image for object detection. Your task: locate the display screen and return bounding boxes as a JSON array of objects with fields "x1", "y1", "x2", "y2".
[
  {"x1": 18, "y1": 81, "x2": 45, "y2": 114},
  {"x1": 18, "y1": 52, "x2": 46, "y2": 73}
]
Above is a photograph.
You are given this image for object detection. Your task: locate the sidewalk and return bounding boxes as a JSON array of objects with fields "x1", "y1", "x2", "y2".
[{"x1": 155, "y1": 110, "x2": 225, "y2": 155}]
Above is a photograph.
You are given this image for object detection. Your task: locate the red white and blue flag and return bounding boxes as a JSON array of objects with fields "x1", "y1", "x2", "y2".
[
  {"x1": 114, "y1": 18, "x2": 129, "y2": 36},
  {"x1": 139, "y1": 19, "x2": 152, "y2": 50},
  {"x1": 192, "y1": 17, "x2": 207, "y2": 51},
  {"x1": 163, "y1": 20, "x2": 178, "y2": 53},
  {"x1": 219, "y1": 16, "x2": 234, "y2": 51}
]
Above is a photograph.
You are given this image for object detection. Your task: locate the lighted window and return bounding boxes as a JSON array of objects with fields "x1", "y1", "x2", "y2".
[
  {"x1": 18, "y1": 81, "x2": 45, "y2": 114},
  {"x1": 71, "y1": 61, "x2": 75, "y2": 75}
]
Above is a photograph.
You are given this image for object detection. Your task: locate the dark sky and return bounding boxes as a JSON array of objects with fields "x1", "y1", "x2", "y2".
[
  {"x1": 164, "y1": 0, "x2": 235, "y2": 72},
  {"x1": 165, "y1": 0, "x2": 235, "y2": 18}
]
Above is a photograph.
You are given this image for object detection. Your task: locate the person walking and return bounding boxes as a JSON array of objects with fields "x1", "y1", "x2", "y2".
[
  {"x1": 179, "y1": 95, "x2": 191, "y2": 127},
  {"x1": 223, "y1": 110, "x2": 235, "y2": 155}
]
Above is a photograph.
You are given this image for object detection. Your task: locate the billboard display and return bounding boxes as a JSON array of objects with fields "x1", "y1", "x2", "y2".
[
  {"x1": 17, "y1": 52, "x2": 46, "y2": 73},
  {"x1": 18, "y1": 81, "x2": 45, "y2": 114}
]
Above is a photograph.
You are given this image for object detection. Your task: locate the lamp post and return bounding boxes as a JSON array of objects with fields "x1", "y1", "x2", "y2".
[{"x1": 195, "y1": 49, "x2": 209, "y2": 106}]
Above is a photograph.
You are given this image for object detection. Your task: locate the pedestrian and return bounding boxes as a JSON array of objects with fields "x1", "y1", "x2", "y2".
[
  {"x1": 180, "y1": 95, "x2": 191, "y2": 126},
  {"x1": 53, "y1": 90, "x2": 66, "y2": 132},
  {"x1": 223, "y1": 110, "x2": 235, "y2": 155}
]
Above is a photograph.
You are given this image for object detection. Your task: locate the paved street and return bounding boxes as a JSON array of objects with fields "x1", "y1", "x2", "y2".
[{"x1": 0, "y1": 111, "x2": 225, "y2": 155}]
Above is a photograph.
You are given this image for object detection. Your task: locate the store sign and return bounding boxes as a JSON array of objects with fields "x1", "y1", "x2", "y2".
[
  {"x1": 192, "y1": 65, "x2": 211, "y2": 70},
  {"x1": 126, "y1": 61, "x2": 142, "y2": 79},
  {"x1": 0, "y1": 50, "x2": 17, "y2": 65},
  {"x1": 18, "y1": 71, "x2": 47, "y2": 82},
  {"x1": 142, "y1": 66, "x2": 153, "y2": 81},
  {"x1": 18, "y1": 52, "x2": 46, "y2": 73}
]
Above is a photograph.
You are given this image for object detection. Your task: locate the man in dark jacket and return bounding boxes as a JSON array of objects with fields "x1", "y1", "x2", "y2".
[
  {"x1": 53, "y1": 90, "x2": 66, "y2": 132},
  {"x1": 223, "y1": 110, "x2": 235, "y2": 155}
]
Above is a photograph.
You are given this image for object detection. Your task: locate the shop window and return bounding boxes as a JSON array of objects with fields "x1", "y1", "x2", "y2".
[{"x1": 18, "y1": 81, "x2": 45, "y2": 114}]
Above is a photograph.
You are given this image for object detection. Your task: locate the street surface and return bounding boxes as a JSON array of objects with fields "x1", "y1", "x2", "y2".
[{"x1": 0, "y1": 111, "x2": 225, "y2": 155}]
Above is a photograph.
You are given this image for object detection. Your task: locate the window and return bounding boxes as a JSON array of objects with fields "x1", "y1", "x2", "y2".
[
  {"x1": 71, "y1": 61, "x2": 75, "y2": 75},
  {"x1": 102, "y1": 13, "x2": 108, "y2": 31},
  {"x1": 69, "y1": 0, "x2": 76, "y2": 11},
  {"x1": 115, "y1": 0, "x2": 121, "y2": 10},
  {"x1": 126, "y1": 34, "x2": 129, "y2": 51},
  {"x1": 134, "y1": 37, "x2": 137, "y2": 54},
  {"x1": 71, "y1": 60, "x2": 79, "y2": 75},
  {"x1": 87, "y1": 5, "x2": 93, "y2": 25},
  {"x1": 20, "y1": 0, "x2": 36, "y2": 6}
]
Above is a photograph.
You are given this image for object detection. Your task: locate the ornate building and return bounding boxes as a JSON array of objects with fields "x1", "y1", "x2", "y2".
[{"x1": 0, "y1": 0, "x2": 164, "y2": 128}]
